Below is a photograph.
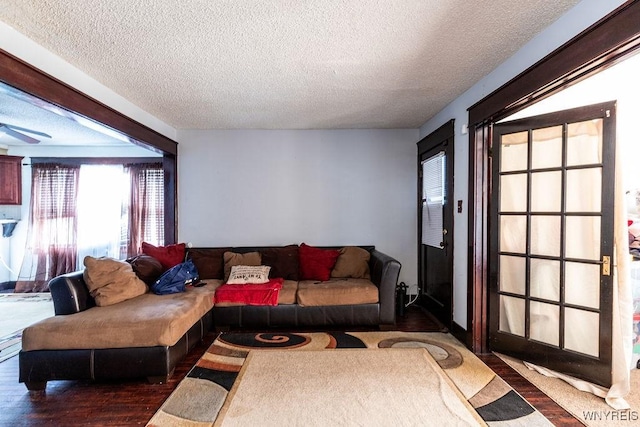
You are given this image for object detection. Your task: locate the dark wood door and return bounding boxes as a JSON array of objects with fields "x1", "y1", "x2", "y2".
[
  {"x1": 418, "y1": 120, "x2": 454, "y2": 328},
  {"x1": 490, "y1": 101, "x2": 616, "y2": 387}
]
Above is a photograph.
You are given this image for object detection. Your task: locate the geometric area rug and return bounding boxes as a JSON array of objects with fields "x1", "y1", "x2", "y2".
[{"x1": 147, "y1": 331, "x2": 552, "y2": 426}]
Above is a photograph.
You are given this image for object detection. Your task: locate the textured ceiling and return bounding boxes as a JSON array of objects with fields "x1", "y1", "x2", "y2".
[{"x1": 1, "y1": 0, "x2": 581, "y2": 130}]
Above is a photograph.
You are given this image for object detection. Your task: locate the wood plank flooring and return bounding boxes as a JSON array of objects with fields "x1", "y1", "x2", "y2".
[{"x1": 0, "y1": 304, "x2": 581, "y2": 426}]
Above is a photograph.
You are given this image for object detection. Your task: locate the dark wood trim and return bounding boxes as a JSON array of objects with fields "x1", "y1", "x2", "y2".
[
  {"x1": 30, "y1": 157, "x2": 162, "y2": 166},
  {"x1": 450, "y1": 320, "x2": 472, "y2": 349},
  {"x1": 0, "y1": 50, "x2": 177, "y2": 155},
  {"x1": 0, "y1": 48, "x2": 178, "y2": 244},
  {"x1": 163, "y1": 154, "x2": 178, "y2": 244},
  {"x1": 466, "y1": 1, "x2": 640, "y2": 353},
  {"x1": 468, "y1": 123, "x2": 491, "y2": 353},
  {"x1": 469, "y1": 1, "x2": 640, "y2": 124}
]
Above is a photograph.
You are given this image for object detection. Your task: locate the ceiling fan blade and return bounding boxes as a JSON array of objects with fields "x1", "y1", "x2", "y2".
[
  {"x1": 0, "y1": 125, "x2": 40, "y2": 144},
  {"x1": 2, "y1": 123, "x2": 51, "y2": 139}
]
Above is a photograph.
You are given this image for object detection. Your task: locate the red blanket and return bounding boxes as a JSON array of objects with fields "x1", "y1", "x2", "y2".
[{"x1": 214, "y1": 278, "x2": 283, "y2": 306}]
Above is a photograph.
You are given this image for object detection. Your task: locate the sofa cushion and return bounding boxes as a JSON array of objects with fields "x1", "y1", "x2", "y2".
[
  {"x1": 298, "y1": 243, "x2": 340, "y2": 281},
  {"x1": 83, "y1": 256, "x2": 148, "y2": 306},
  {"x1": 261, "y1": 245, "x2": 299, "y2": 280},
  {"x1": 223, "y1": 251, "x2": 262, "y2": 281},
  {"x1": 331, "y1": 246, "x2": 371, "y2": 279},
  {"x1": 188, "y1": 247, "x2": 230, "y2": 280},
  {"x1": 21, "y1": 283, "x2": 220, "y2": 351},
  {"x1": 296, "y1": 279, "x2": 379, "y2": 307},
  {"x1": 126, "y1": 254, "x2": 164, "y2": 285},
  {"x1": 142, "y1": 242, "x2": 186, "y2": 270},
  {"x1": 227, "y1": 265, "x2": 271, "y2": 284}
]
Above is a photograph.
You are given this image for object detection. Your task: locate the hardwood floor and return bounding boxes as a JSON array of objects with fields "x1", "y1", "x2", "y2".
[{"x1": 0, "y1": 304, "x2": 580, "y2": 426}]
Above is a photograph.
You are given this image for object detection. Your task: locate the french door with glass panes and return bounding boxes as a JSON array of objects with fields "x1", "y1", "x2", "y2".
[{"x1": 489, "y1": 101, "x2": 615, "y2": 387}]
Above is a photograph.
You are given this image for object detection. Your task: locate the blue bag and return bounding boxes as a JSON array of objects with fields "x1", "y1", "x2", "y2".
[{"x1": 151, "y1": 259, "x2": 199, "y2": 295}]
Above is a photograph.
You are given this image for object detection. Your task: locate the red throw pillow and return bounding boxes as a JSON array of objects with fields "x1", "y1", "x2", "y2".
[
  {"x1": 298, "y1": 243, "x2": 340, "y2": 281},
  {"x1": 141, "y1": 242, "x2": 186, "y2": 270}
]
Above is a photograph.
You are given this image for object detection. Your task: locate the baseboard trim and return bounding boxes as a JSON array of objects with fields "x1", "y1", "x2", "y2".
[{"x1": 450, "y1": 321, "x2": 472, "y2": 351}]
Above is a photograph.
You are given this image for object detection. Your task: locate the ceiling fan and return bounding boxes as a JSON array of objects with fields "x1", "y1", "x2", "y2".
[{"x1": 0, "y1": 122, "x2": 52, "y2": 144}]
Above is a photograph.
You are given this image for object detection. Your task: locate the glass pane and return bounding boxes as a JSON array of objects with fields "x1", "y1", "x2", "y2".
[
  {"x1": 564, "y1": 308, "x2": 599, "y2": 357},
  {"x1": 500, "y1": 295, "x2": 525, "y2": 337},
  {"x1": 565, "y1": 216, "x2": 601, "y2": 260},
  {"x1": 566, "y1": 119, "x2": 603, "y2": 166},
  {"x1": 531, "y1": 171, "x2": 561, "y2": 212},
  {"x1": 501, "y1": 132, "x2": 528, "y2": 172},
  {"x1": 565, "y1": 262, "x2": 600, "y2": 309},
  {"x1": 532, "y1": 126, "x2": 562, "y2": 169},
  {"x1": 530, "y1": 259, "x2": 560, "y2": 301},
  {"x1": 530, "y1": 216, "x2": 560, "y2": 257},
  {"x1": 500, "y1": 215, "x2": 527, "y2": 253},
  {"x1": 565, "y1": 168, "x2": 602, "y2": 212},
  {"x1": 421, "y1": 153, "x2": 445, "y2": 247},
  {"x1": 500, "y1": 174, "x2": 527, "y2": 212},
  {"x1": 530, "y1": 301, "x2": 559, "y2": 346},
  {"x1": 500, "y1": 255, "x2": 526, "y2": 295}
]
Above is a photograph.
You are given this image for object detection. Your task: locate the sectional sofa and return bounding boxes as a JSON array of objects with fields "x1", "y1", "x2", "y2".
[{"x1": 19, "y1": 244, "x2": 401, "y2": 391}]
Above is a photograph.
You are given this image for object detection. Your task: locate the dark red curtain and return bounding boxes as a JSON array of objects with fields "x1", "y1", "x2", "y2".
[
  {"x1": 123, "y1": 163, "x2": 164, "y2": 258},
  {"x1": 16, "y1": 163, "x2": 80, "y2": 292}
]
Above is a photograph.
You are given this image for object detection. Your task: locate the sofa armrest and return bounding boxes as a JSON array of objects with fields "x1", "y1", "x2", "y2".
[
  {"x1": 369, "y1": 250, "x2": 401, "y2": 325},
  {"x1": 49, "y1": 271, "x2": 96, "y2": 315}
]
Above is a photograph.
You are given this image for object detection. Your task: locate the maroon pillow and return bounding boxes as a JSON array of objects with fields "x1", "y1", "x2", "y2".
[
  {"x1": 125, "y1": 254, "x2": 164, "y2": 285},
  {"x1": 298, "y1": 243, "x2": 340, "y2": 281},
  {"x1": 141, "y1": 242, "x2": 186, "y2": 270},
  {"x1": 187, "y1": 248, "x2": 230, "y2": 280},
  {"x1": 261, "y1": 245, "x2": 299, "y2": 280}
]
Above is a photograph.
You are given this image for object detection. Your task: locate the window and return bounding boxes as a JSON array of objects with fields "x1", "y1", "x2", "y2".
[{"x1": 16, "y1": 161, "x2": 164, "y2": 292}]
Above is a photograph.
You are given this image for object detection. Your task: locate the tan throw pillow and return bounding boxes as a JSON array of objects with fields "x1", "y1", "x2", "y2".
[
  {"x1": 227, "y1": 265, "x2": 271, "y2": 284},
  {"x1": 331, "y1": 246, "x2": 371, "y2": 279},
  {"x1": 83, "y1": 256, "x2": 148, "y2": 306},
  {"x1": 223, "y1": 251, "x2": 262, "y2": 281}
]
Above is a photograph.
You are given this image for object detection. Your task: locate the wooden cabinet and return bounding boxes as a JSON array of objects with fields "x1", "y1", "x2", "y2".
[{"x1": 0, "y1": 155, "x2": 23, "y2": 205}]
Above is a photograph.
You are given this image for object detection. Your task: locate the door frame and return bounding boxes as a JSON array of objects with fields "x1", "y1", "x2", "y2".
[
  {"x1": 467, "y1": 1, "x2": 640, "y2": 353},
  {"x1": 417, "y1": 119, "x2": 455, "y2": 329}
]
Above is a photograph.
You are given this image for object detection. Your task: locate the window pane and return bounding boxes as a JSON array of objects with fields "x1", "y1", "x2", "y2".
[
  {"x1": 421, "y1": 153, "x2": 445, "y2": 247},
  {"x1": 530, "y1": 259, "x2": 560, "y2": 301},
  {"x1": 500, "y1": 174, "x2": 527, "y2": 212},
  {"x1": 531, "y1": 171, "x2": 561, "y2": 212},
  {"x1": 530, "y1": 301, "x2": 559, "y2": 346},
  {"x1": 566, "y1": 119, "x2": 602, "y2": 166},
  {"x1": 500, "y1": 215, "x2": 527, "y2": 254},
  {"x1": 565, "y1": 168, "x2": 602, "y2": 212},
  {"x1": 530, "y1": 216, "x2": 561, "y2": 257},
  {"x1": 565, "y1": 262, "x2": 600, "y2": 309},
  {"x1": 532, "y1": 126, "x2": 562, "y2": 169},
  {"x1": 565, "y1": 216, "x2": 600, "y2": 260},
  {"x1": 500, "y1": 295, "x2": 525, "y2": 337},
  {"x1": 501, "y1": 132, "x2": 528, "y2": 172},
  {"x1": 500, "y1": 255, "x2": 526, "y2": 295},
  {"x1": 564, "y1": 308, "x2": 599, "y2": 357}
]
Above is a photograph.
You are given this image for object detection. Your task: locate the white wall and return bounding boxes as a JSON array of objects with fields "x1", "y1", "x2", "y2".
[
  {"x1": 418, "y1": 0, "x2": 627, "y2": 329},
  {"x1": 0, "y1": 145, "x2": 159, "y2": 282},
  {"x1": 177, "y1": 129, "x2": 419, "y2": 287}
]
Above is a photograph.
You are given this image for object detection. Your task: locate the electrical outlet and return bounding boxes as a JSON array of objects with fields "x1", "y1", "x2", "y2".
[{"x1": 407, "y1": 283, "x2": 418, "y2": 295}]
